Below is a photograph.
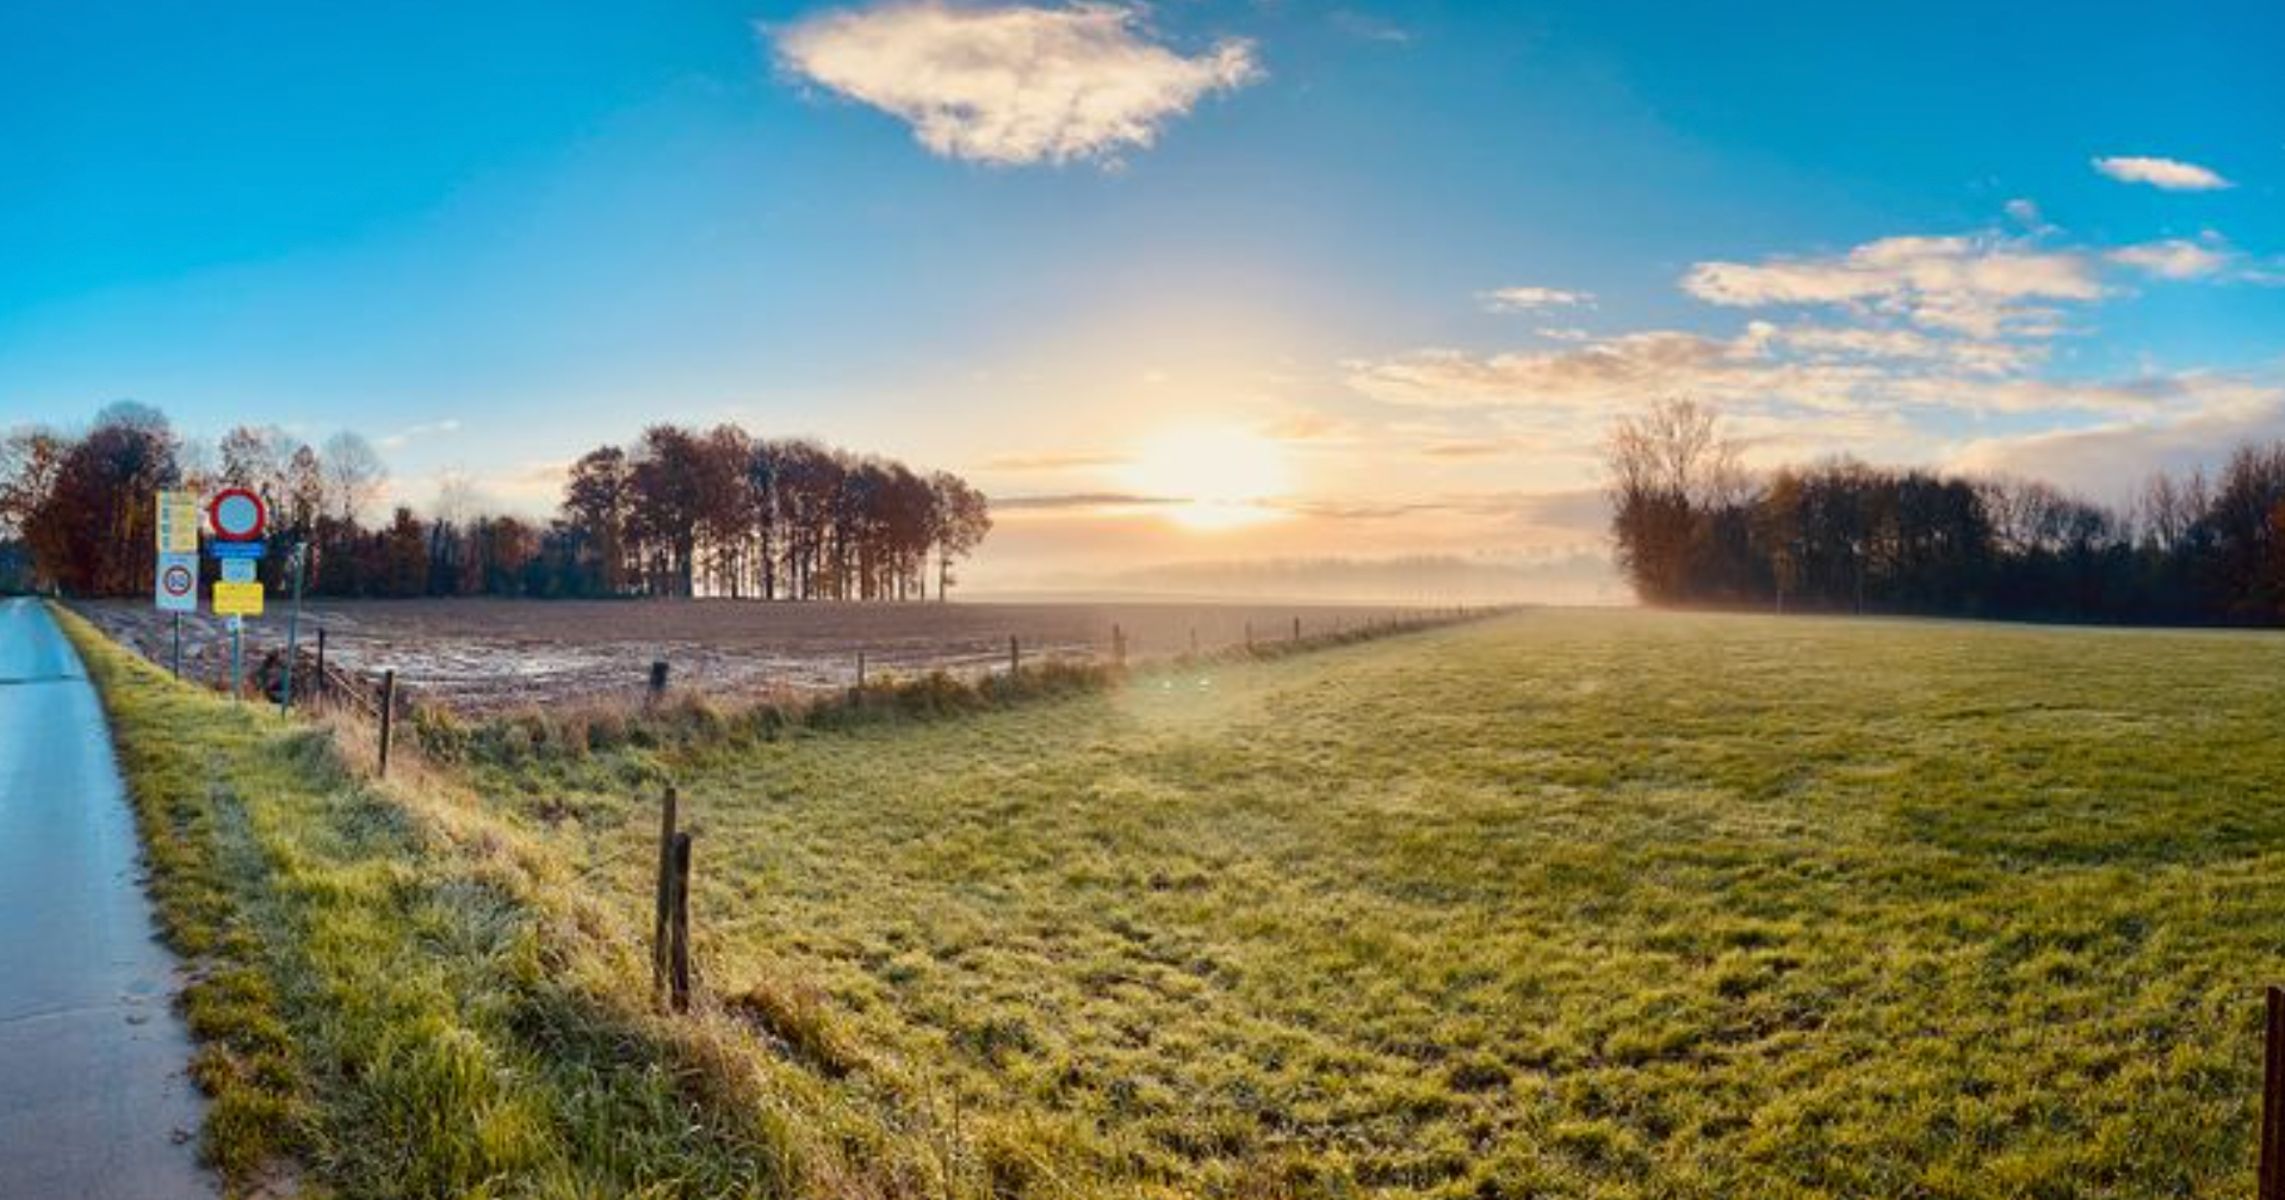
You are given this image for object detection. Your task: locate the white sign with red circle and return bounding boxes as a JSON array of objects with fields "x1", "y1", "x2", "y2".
[
  {"x1": 156, "y1": 551, "x2": 198, "y2": 613},
  {"x1": 208, "y1": 487, "x2": 267, "y2": 542}
]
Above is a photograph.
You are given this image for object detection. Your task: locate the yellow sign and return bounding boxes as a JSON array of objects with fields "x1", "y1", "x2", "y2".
[
  {"x1": 212, "y1": 581, "x2": 265, "y2": 617},
  {"x1": 156, "y1": 490, "x2": 200, "y2": 554}
]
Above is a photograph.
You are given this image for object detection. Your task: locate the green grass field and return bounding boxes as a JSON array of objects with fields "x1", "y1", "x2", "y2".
[{"x1": 76, "y1": 606, "x2": 2285, "y2": 1197}]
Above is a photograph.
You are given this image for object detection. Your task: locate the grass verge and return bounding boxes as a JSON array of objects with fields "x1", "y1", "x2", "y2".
[{"x1": 53, "y1": 603, "x2": 995, "y2": 1198}]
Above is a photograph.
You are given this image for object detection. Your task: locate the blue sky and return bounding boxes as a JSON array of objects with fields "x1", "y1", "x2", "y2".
[{"x1": 3, "y1": 0, "x2": 2280, "y2": 584}]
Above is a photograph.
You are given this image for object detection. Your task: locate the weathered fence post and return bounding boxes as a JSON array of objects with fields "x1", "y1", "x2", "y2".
[
  {"x1": 1244, "y1": 621, "x2": 1252, "y2": 651},
  {"x1": 1189, "y1": 627, "x2": 1198, "y2": 655},
  {"x1": 1112, "y1": 623, "x2": 1126, "y2": 668},
  {"x1": 2264, "y1": 985, "x2": 2285, "y2": 1200},
  {"x1": 669, "y1": 832, "x2": 694, "y2": 1014},
  {"x1": 1009, "y1": 636, "x2": 1020, "y2": 676},
  {"x1": 648, "y1": 659, "x2": 670, "y2": 707},
  {"x1": 856, "y1": 652, "x2": 866, "y2": 695},
  {"x1": 1292, "y1": 616, "x2": 1301, "y2": 643},
  {"x1": 377, "y1": 670, "x2": 396, "y2": 778},
  {"x1": 653, "y1": 785, "x2": 679, "y2": 1005}
]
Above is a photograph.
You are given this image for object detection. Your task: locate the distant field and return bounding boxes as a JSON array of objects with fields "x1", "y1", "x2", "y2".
[
  {"x1": 452, "y1": 608, "x2": 2285, "y2": 1196},
  {"x1": 74, "y1": 596, "x2": 1455, "y2": 712}
]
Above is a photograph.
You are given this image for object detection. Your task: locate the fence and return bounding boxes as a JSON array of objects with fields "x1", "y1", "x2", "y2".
[{"x1": 102, "y1": 604, "x2": 1511, "y2": 720}]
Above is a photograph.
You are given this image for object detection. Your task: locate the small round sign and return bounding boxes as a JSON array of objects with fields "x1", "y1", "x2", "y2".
[
  {"x1": 161, "y1": 563, "x2": 194, "y2": 597},
  {"x1": 208, "y1": 487, "x2": 267, "y2": 542}
]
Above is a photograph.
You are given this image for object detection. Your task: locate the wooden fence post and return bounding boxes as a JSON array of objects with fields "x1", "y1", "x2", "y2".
[
  {"x1": 1189, "y1": 627, "x2": 1198, "y2": 655},
  {"x1": 669, "y1": 832, "x2": 694, "y2": 1014},
  {"x1": 2263, "y1": 985, "x2": 2285, "y2": 1200},
  {"x1": 1113, "y1": 623, "x2": 1126, "y2": 667},
  {"x1": 1009, "y1": 636, "x2": 1020, "y2": 676},
  {"x1": 653, "y1": 785, "x2": 679, "y2": 1005},
  {"x1": 377, "y1": 670, "x2": 396, "y2": 779},
  {"x1": 1292, "y1": 616, "x2": 1301, "y2": 642},
  {"x1": 648, "y1": 659, "x2": 670, "y2": 707},
  {"x1": 1244, "y1": 621, "x2": 1252, "y2": 651},
  {"x1": 856, "y1": 652, "x2": 866, "y2": 694}
]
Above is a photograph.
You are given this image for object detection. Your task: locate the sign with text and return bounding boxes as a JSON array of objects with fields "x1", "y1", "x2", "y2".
[
  {"x1": 156, "y1": 491, "x2": 200, "y2": 554},
  {"x1": 212, "y1": 581, "x2": 265, "y2": 617},
  {"x1": 220, "y1": 558, "x2": 257, "y2": 584},
  {"x1": 155, "y1": 552, "x2": 198, "y2": 613}
]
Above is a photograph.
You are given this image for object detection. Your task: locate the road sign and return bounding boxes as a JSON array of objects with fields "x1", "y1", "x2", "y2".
[
  {"x1": 156, "y1": 491, "x2": 200, "y2": 554},
  {"x1": 209, "y1": 540, "x2": 266, "y2": 561},
  {"x1": 213, "y1": 581, "x2": 265, "y2": 617},
  {"x1": 208, "y1": 487, "x2": 267, "y2": 542},
  {"x1": 220, "y1": 558, "x2": 257, "y2": 584},
  {"x1": 155, "y1": 552, "x2": 198, "y2": 613}
]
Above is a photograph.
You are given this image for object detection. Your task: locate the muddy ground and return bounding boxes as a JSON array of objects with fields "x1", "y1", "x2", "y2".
[{"x1": 72, "y1": 597, "x2": 1469, "y2": 714}]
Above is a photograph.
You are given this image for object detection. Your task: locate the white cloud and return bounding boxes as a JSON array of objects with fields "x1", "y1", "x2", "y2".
[
  {"x1": 1682, "y1": 234, "x2": 2105, "y2": 338},
  {"x1": 773, "y1": 2, "x2": 1260, "y2": 166},
  {"x1": 1480, "y1": 286, "x2": 1594, "y2": 312},
  {"x1": 2092, "y1": 155, "x2": 2233, "y2": 191},
  {"x1": 2108, "y1": 237, "x2": 2232, "y2": 280}
]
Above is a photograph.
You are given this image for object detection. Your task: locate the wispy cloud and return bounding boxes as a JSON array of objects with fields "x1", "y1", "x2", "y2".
[
  {"x1": 377, "y1": 418, "x2": 462, "y2": 451},
  {"x1": 2108, "y1": 237, "x2": 2232, "y2": 280},
  {"x1": 1329, "y1": 10, "x2": 1412, "y2": 45},
  {"x1": 1682, "y1": 234, "x2": 2103, "y2": 338},
  {"x1": 1346, "y1": 324, "x2": 2210, "y2": 425},
  {"x1": 1950, "y1": 373, "x2": 2285, "y2": 499},
  {"x1": 991, "y1": 491, "x2": 1182, "y2": 510},
  {"x1": 1480, "y1": 286, "x2": 1594, "y2": 313},
  {"x1": 2003, "y1": 197, "x2": 2056, "y2": 235},
  {"x1": 772, "y1": 2, "x2": 1260, "y2": 166},
  {"x1": 2092, "y1": 155, "x2": 2232, "y2": 191},
  {"x1": 984, "y1": 450, "x2": 1130, "y2": 471}
]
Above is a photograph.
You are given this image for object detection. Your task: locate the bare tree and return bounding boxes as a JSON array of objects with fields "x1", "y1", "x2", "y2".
[{"x1": 322, "y1": 431, "x2": 389, "y2": 525}]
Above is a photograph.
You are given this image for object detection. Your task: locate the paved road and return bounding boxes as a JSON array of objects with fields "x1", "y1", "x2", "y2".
[{"x1": 0, "y1": 599, "x2": 213, "y2": 1198}]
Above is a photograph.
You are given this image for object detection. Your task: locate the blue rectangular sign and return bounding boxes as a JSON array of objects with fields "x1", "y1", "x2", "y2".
[{"x1": 209, "y1": 541, "x2": 267, "y2": 560}]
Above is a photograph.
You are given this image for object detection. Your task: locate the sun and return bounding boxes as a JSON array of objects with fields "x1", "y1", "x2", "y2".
[{"x1": 1122, "y1": 426, "x2": 1292, "y2": 530}]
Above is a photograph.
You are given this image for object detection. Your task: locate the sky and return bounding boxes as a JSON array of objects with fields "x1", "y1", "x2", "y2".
[{"x1": 3, "y1": 0, "x2": 2281, "y2": 590}]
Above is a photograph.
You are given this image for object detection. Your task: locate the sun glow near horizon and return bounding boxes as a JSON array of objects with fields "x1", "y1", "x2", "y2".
[{"x1": 1122, "y1": 426, "x2": 1293, "y2": 531}]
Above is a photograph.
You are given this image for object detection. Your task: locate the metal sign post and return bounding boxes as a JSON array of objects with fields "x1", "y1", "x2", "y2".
[
  {"x1": 154, "y1": 491, "x2": 200, "y2": 678},
  {"x1": 279, "y1": 541, "x2": 306, "y2": 714},
  {"x1": 206, "y1": 486, "x2": 269, "y2": 702}
]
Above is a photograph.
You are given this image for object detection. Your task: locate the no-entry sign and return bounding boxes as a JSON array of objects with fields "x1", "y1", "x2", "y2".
[{"x1": 208, "y1": 487, "x2": 267, "y2": 542}]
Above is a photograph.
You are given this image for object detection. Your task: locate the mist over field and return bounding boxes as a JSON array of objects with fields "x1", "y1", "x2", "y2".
[{"x1": 979, "y1": 552, "x2": 1624, "y2": 606}]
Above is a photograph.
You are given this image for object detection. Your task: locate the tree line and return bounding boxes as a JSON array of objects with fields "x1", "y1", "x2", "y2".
[
  {"x1": 1608, "y1": 398, "x2": 2285, "y2": 626},
  {"x1": 0, "y1": 402, "x2": 991, "y2": 602}
]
